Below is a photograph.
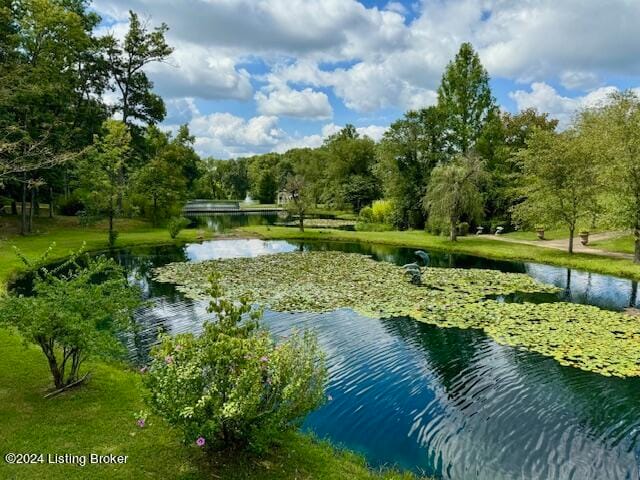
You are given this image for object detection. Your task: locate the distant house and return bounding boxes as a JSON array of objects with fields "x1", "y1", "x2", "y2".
[{"x1": 277, "y1": 190, "x2": 292, "y2": 205}]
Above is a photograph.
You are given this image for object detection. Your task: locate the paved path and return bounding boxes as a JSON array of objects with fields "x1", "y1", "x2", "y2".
[{"x1": 486, "y1": 231, "x2": 634, "y2": 260}]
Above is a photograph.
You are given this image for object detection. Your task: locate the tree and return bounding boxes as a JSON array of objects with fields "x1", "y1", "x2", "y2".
[
  {"x1": 437, "y1": 42, "x2": 496, "y2": 154},
  {"x1": 105, "y1": 11, "x2": 173, "y2": 127},
  {"x1": 423, "y1": 155, "x2": 486, "y2": 241},
  {"x1": 512, "y1": 129, "x2": 599, "y2": 253},
  {"x1": 284, "y1": 174, "x2": 310, "y2": 232},
  {"x1": 132, "y1": 155, "x2": 186, "y2": 226},
  {"x1": 376, "y1": 106, "x2": 448, "y2": 228},
  {"x1": 78, "y1": 120, "x2": 131, "y2": 245},
  {"x1": 0, "y1": 247, "x2": 141, "y2": 390},
  {"x1": 579, "y1": 91, "x2": 640, "y2": 262},
  {"x1": 323, "y1": 125, "x2": 380, "y2": 210}
]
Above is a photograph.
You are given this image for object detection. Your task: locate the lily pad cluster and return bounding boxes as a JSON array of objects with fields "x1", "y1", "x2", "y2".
[{"x1": 153, "y1": 251, "x2": 640, "y2": 378}]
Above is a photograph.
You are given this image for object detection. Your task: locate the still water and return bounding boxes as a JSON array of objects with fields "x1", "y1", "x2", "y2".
[{"x1": 20, "y1": 238, "x2": 640, "y2": 479}]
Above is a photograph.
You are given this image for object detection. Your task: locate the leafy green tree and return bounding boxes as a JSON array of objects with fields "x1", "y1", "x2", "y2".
[
  {"x1": 376, "y1": 106, "x2": 448, "y2": 228},
  {"x1": 512, "y1": 129, "x2": 599, "y2": 253},
  {"x1": 283, "y1": 174, "x2": 310, "y2": 232},
  {"x1": 77, "y1": 120, "x2": 131, "y2": 245},
  {"x1": 132, "y1": 155, "x2": 186, "y2": 226},
  {"x1": 579, "y1": 91, "x2": 640, "y2": 262},
  {"x1": 0, "y1": 246, "x2": 141, "y2": 390},
  {"x1": 105, "y1": 10, "x2": 172, "y2": 128},
  {"x1": 423, "y1": 155, "x2": 486, "y2": 241},
  {"x1": 477, "y1": 108, "x2": 559, "y2": 221},
  {"x1": 437, "y1": 42, "x2": 496, "y2": 154},
  {"x1": 143, "y1": 273, "x2": 326, "y2": 451},
  {"x1": 323, "y1": 125, "x2": 380, "y2": 210}
]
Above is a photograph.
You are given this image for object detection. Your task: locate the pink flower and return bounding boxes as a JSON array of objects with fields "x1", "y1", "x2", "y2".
[
  {"x1": 137, "y1": 418, "x2": 145, "y2": 428},
  {"x1": 175, "y1": 345, "x2": 183, "y2": 352},
  {"x1": 139, "y1": 366, "x2": 148, "y2": 374},
  {"x1": 260, "y1": 356, "x2": 269, "y2": 363},
  {"x1": 196, "y1": 436, "x2": 206, "y2": 447},
  {"x1": 165, "y1": 355, "x2": 174, "y2": 365}
]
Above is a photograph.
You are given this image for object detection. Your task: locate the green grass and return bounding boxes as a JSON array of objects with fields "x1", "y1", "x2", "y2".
[
  {"x1": 591, "y1": 234, "x2": 636, "y2": 254},
  {"x1": 0, "y1": 329, "x2": 422, "y2": 480},
  {"x1": 503, "y1": 226, "x2": 601, "y2": 241},
  {"x1": 240, "y1": 226, "x2": 640, "y2": 281},
  {"x1": 0, "y1": 216, "x2": 216, "y2": 292}
]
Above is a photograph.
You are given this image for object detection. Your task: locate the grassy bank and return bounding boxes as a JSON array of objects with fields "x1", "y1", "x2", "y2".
[
  {"x1": 0, "y1": 216, "x2": 215, "y2": 292},
  {"x1": 240, "y1": 226, "x2": 640, "y2": 280},
  {"x1": 0, "y1": 329, "x2": 419, "y2": 480},
  {"x1": 591, "y1": 234, "x2": 636, "y2": 255}
]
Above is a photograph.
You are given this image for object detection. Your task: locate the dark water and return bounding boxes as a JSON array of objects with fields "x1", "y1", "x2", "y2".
[{"x1": 13, "y1": 238, "x2": 640, "y2": 479}]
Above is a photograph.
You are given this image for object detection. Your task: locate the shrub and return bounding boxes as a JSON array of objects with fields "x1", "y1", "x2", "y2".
[
  {"x1": 0, "y1": 246, "x2": 141, "y2": 390},
  {"x1": 355, "y1": 222, "x2": 394, "y2": 232},
  {"x1": 358, "y1": 206, "x2": 374, "y2": 223},
  {"x1": 168, "y1": 217, "x2": 190, "y2": 239},
  {"x1": 58, "y1": 196, "x2": 85, "y2": 216},
  {"x1": 371, "y1": 199, "x2": 394, "y2": 224},
  {"x1": 143, "y1": 273, "x2": 327, "y2": 452},
  {"x1": 457, "y1": 222, "x2": 470, "y2": 236}
]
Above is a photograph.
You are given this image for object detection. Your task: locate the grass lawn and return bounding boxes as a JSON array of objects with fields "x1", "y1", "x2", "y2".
[
  {"x1": 240, "y1": 226, "x2": 640, "y2": 281},
  {"x1": 0, "y1": 329, "x2": 421, "y2": 480},
  {"x1": 591, "y1": 234, "x2": 636, "y2": 255}
]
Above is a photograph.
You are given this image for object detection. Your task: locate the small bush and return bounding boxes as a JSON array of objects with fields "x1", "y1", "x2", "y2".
[
  {"x1": 143, "y1": 273, "x2": 327, "y2": 452},
  {"x1": 457, "y1": 222, "x2": 470, "y2": 236},
  {"x1": 371, "y1": 199, "x2": 394, "y2": 224},
  {"x1": 0, "y1": 246, "x2": 141, "y2": 389},
  {"x1": 168, "y1": 217, "x2": 190, "y2": 239},
  {"x1": 358, "y1": 206, "x2": 374, "y2": 223},
  {"x1": 58, "y1": 196, "x2": 85, "y2": 216}
]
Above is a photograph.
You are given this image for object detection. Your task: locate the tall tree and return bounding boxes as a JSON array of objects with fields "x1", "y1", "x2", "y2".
[
  {"x1": 77, "y1": 120, "x2": 131, "y2": 245},
  {"x1": 423, "y1": 155, "x2": 485, "y2": 241},
  {"x1": 105, "y1": 11, "x2": 173, "y2": 127},
  {"x1": 512, "y1": 129, "x2": 599, "y2": 253},
  {"x1": 437, "y1": 42, "x2": 496, "y2": 154},
  {"x1": 376, "y1": 106, "x2": 448, "y2": 228},
  {"x1": 283, "y1": 174, "x2": 310, "y2": 232},
  {"x1": 579, "y1": 91, "x2": 640, "y2": 262}
]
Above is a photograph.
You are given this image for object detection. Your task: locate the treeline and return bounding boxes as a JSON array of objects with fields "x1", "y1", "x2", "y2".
[
  {"x1": 211, "y1": 43, "x2": 559, "y2": 231},
  {"x1": 2, "y1": 2, "x2": 640, "y2": 261}
]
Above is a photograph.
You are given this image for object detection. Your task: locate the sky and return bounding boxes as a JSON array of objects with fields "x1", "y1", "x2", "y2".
[{"x1": 92, "y1": 0, "x2": 640, "y2": 159}]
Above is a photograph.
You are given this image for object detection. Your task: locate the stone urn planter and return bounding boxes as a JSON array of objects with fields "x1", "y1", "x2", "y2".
[
  {"x1": 579, "y1": 231, "x2": 589, "y2": 246},
  {"x1": 536, "y1": 228, "x2": 545, "y2": 240}
]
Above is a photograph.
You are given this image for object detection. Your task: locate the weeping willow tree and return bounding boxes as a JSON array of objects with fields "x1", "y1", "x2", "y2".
[{"x1": 423, "y1": 155, "x2": 486, "y2": 241}]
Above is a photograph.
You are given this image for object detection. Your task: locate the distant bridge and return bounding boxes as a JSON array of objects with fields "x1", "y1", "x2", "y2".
[{"x1": 182, "y1": 200, "x2": 284, "y2": 215}]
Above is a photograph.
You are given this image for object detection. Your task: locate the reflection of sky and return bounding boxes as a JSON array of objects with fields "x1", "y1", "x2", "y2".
[
  {"x1": 524, "y1": 264, "x2": 638, "y2": 310},
  {"x1": 185, "y1": 239, "x2": 296, "y2": 262}
]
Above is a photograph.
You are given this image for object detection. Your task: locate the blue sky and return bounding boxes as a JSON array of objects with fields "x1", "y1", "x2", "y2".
[{"x1": 93, "y1": 0, "x2": 640, "y2": 158}]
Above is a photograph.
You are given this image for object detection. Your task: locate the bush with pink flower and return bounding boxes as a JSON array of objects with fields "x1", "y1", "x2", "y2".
[{"x1": 143, "y1": 272, "x2": 327, "y2": 452}]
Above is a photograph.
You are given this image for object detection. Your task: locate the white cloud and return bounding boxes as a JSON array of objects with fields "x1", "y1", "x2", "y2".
[
  {"x1": 189, "y1": 113, "x2": 286, "y2": 158},
  {"x1": 255, "y1": 86, "x2": 332, "y2": 119},
  {"x1": 509, "y1": 82, "x2": 620, "y2": 128}
]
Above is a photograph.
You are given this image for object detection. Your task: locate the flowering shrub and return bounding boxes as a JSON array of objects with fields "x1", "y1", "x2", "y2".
[{"x1": 143, "y1": 272, "x2": 327, "y2": 452}]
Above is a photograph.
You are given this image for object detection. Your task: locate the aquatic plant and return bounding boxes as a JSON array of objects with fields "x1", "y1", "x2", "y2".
[{"x1": 153, "y1": 251, "x2": 640, "y2": 378}]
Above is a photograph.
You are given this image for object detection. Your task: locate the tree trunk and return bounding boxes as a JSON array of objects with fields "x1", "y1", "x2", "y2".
[
  {"x1": 449, "y1": 217, "x2": 458, "y2": 242},
  {"x1": 49, "y1": 186, "x2": 54, "y2": 218},
  {"x1": 11, "y1": 200, "x2": 17, "y2": 215},
  {"x1": 20, "y1": 179, "x2": 27, "y2": 235},
  {"x1": 634, "y1": 228, "x2": 640, "y2": 264},
  {"x1": 39, "y1": 340, "x2": 64, "y2": 389},
  {"x1": 568, "y1": 226, "x2": 575, "y2": 254},
  {"x1": 28, "y1": 187, "x2": 35, "y2": 233},
  {"x1": 298, "y1": 212, "x2": 304, "y2": 232}
]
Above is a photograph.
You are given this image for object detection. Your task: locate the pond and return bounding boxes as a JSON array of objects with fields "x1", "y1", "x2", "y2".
[{"x1": 16, "y1": 239, "x2": 640, "y2": 479}]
